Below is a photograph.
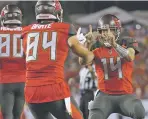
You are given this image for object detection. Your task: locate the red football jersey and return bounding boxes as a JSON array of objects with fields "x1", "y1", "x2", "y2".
[
  {"x1": 0, "y1": 27, "x2": 26, "y2": 84},
  {"x1": 93, "y1": 47, "x2": 134, "y2": 94},
  {"x1": 22, "y1": 23, "x2": 76, "y2": 103}
]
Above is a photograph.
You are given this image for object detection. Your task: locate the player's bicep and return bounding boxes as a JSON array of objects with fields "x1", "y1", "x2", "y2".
[{"x1": 127, "y1": 47, "x2": 135, "y2": 61}]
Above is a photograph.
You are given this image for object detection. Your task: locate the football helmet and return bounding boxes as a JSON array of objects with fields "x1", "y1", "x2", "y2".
[
  {"x1": 35, "y1": 0, "x2": 63, "y2": 22},
  {"x1": 1, "y1": 4, "x2": 22, "y2": 26},
  {"x1": 97, "y1": 14, "x2": 121, "y2": 47}
]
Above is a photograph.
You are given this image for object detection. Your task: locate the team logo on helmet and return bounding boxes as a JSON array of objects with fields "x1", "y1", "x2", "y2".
[{"x1": 112, "y1": 17, "x2": 121, "y2": 29}]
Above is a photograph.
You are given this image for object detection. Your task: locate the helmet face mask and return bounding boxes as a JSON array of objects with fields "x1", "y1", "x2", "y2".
[
  {"x1": 1, "y1": 4, "x2": 22, "y2": 26},
  {"x1": 97, "y1": 14, "x2": 121, "y2": 47}
]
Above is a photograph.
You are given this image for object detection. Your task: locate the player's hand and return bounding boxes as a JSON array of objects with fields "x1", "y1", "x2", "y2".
[
  {"x1": 85, "y1": 25, "x2": 94, "y2": 44},
  {"x1": 76, "y1": 27, "x2": 86, "y2": 44},
  {"x1": 106, "y1": 25, "x2": 116, "y2": 47},
  {"x1": 85, "y1": 25, "x2": 100, "y2": 43}
]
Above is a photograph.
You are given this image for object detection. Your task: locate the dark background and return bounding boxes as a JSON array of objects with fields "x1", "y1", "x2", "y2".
[{"x1": 0, "y1": 1, "x2": 145, "y2": 24}]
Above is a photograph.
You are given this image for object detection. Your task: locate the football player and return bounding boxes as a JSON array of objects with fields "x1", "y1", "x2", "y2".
[
  {"x1": 80, "y1": 14, "x2": 145, "y2": 119},
  {"x1": 22, "y1": 0, "x2": 93, "y2": 119},
  {"x1": 0, "y1": 4, "x2": 25, "y2": 119}
]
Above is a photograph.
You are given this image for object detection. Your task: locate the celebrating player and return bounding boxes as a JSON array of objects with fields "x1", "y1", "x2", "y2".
[
  {"x1": 21, "y1": 0, "x2": 93, "y2": 119},
  {"x1": 80, "y1": 14, "x2": 145, "y2": 119},
  {"x1": 0, "y1": 4, "x2": 25, "y2": 119}
]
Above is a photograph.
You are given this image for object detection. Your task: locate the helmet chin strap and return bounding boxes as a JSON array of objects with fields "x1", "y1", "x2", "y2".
[{"x1": 115, "y1": 29, "x2": 120, "y2": 41}]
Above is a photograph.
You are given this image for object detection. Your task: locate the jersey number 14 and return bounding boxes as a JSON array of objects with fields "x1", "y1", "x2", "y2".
[{"x1": 101, "y1": 57, "x2": 123, "y2": 80}]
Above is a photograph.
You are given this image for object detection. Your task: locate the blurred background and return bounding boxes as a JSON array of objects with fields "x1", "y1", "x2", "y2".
[{"x1": 0, "y1": 1, "x2": 148, "y2": 119}]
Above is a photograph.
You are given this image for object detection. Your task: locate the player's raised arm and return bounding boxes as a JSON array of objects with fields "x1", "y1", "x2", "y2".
[
  {"x1": 77, "y1": 25, "x2": 100, "y2": 65},
  {"x1": 84, "y1": 25, "x2": 100, "y2": 50},
  {"x1": 114, "y1": 45, "x2": 136, "y2": 61},
  {"x1": 68, "y1": 26, "x2": 94, "y2": 65},
  {"x1": 117, "y1": 37, "x2": 140, "y2": 61},
  {"x1": 106, "y1": 26, "x2": 137, "y2": 61}
]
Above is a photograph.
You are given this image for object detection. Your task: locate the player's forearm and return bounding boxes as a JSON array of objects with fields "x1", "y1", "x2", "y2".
[
  {"x1": 68, "y1": 36, "x2": 94, "y2": 65},
  {"x1": 84, "y1": 38, "x2": 94, "y2": 51},
  {"x1": 78, "y1": 41, "x2": 93, "y2": 65},
  {"x1": 113, "y1": 43, "x2": 135, "y2": 61},
  {"x1": 78, "y1": 52, "x2": 94, "y2": 65},
  {"x1": 90, "y1": 71, "x2": 97, "y2": 80}
]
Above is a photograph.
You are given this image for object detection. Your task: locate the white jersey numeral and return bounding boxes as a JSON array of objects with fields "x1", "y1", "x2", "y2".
[
  {"x1": 26, "y1": 33, "x2": 39, "y2": 62},
  {"x1": 0, "y1": 34, "x2": 23, "y2": 57},
  {"x1": 26, "y1": 32, "x2": 57, "y2": 62},
  {"x1": 42, "y1": 32, "x2": 57, "y2": 60},
  {"x1": 101, "y1": 57, "x2": 123, "y2": 80},
  {"x1": 13, "y1": 34, "x2": 23, "y2": 57}
]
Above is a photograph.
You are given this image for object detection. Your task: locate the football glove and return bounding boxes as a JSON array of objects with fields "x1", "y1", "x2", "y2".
[{"x1": 76, "y1": 27, "x2": 86, "y2": 44}]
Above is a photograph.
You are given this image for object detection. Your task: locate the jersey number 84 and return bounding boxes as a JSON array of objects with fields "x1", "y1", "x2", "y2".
[{"x1": 26, "y1": 31, "x2": 57, "y2": 62}]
